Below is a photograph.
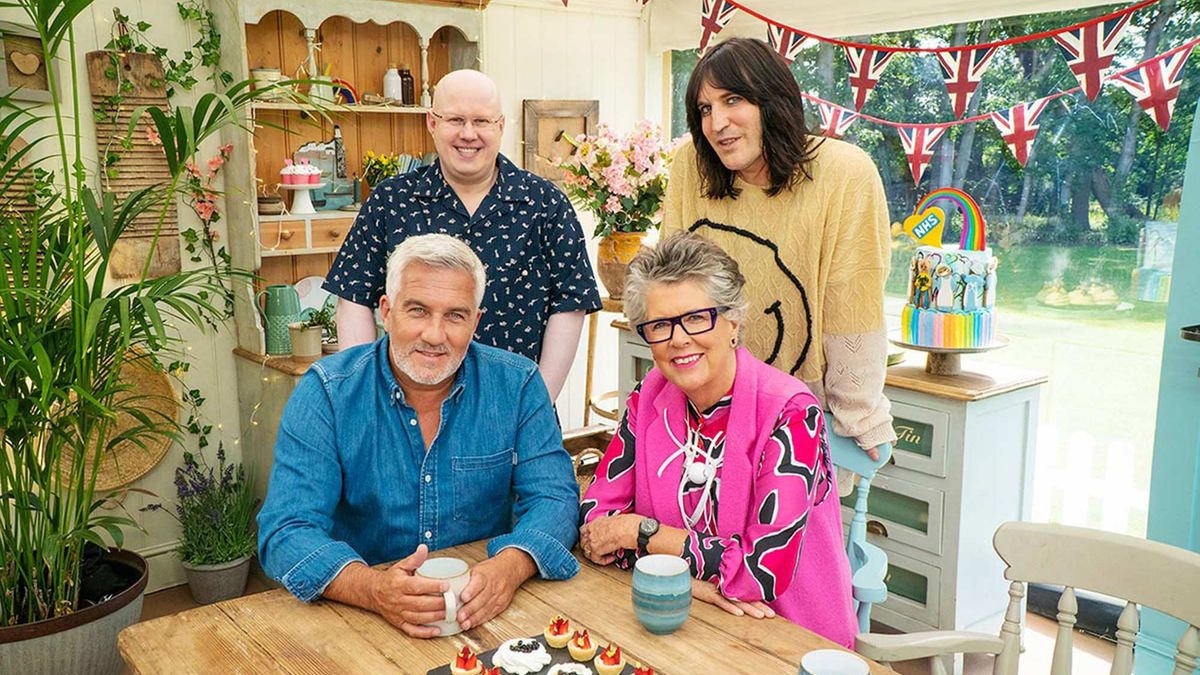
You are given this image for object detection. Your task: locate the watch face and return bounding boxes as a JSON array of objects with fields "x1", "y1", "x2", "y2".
[{"x1": 639, "y1": 518, "x2": 659, "y2": 536}]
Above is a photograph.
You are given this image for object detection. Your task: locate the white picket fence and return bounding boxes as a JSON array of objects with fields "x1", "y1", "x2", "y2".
[{"x1": 1031, "y1": 423, "x2": 1149, "y2": 537}]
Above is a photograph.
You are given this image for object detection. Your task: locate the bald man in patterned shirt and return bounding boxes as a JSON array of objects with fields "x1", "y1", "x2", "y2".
[{"x1": 325, "y1": 70, "x2": 601, "y2": 400}]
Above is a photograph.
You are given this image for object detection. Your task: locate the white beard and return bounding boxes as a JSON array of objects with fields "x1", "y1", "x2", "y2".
[{"x1": 390, "y1": 340, "x2": 465, "y2": 386}]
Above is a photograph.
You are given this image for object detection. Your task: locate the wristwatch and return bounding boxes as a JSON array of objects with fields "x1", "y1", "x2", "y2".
[{"x1": 636, "y1": 517, "x2": 660, "y2": 556}]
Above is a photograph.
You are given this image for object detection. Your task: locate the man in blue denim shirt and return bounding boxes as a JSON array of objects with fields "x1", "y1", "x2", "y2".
[{"x1": 258, "y1": 234, "x2": 580, "y2": 638}]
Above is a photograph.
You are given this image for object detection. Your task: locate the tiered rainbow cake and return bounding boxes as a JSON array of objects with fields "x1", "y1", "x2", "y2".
[{"x1": 900, "y1": 188, "x2": 997, "y2": 348}]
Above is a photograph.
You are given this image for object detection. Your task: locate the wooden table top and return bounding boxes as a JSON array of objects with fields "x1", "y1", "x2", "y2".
[
  {"x1": 884, "y1": 352, "x2": 1047, "y2": 401},
  {"x1": 119, "y1": 541, "x2": 896, "y2": 674}
]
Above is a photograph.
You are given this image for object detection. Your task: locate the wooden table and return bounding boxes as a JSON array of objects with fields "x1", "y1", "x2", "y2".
[{"x1": 120, "y1": 541, "x2": 897, "y2": 674}]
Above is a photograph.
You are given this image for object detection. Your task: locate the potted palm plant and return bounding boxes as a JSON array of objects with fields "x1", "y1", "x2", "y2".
[
  {"x1": 555, "y1": 121, "x2": 679, "y2": 299},
  {"x1": 0, "y1": 2, "x2": 288, "y2": 672},
  {"x1": 143, "y1": 445, "x2": 258, "y2": 604}
]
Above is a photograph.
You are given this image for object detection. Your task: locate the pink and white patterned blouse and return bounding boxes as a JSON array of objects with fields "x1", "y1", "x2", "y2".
[{"x1": 580, "y1": 382, "x2": 834, "y2": 602}]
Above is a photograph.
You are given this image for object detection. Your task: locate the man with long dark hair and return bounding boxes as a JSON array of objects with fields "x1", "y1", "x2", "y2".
[{"x1": 663, "y1": 38, "x2": 896, "y2": 461}]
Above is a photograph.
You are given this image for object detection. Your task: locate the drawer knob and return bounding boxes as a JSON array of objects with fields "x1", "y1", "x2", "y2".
[
  {"x1": 280, "y1": 229, "x2": 293, "y2": 241},
  {"x1": 866, "y1": 520, "x2": 889, "y2": 538},
  {"x1": 329, "y1": 229, "x2": 341, "y2": 238}
]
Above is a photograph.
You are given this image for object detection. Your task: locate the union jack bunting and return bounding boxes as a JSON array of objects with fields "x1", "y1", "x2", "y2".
[
  {"x1": 699, "y1": 0, "x2": 738, "y2": 53},
  {"x1": 897, "y1": 125, "x2": 948, "y2": 185},
  {"x1": 816, "y1": 100, "x2": 859, "y2": 139},
  {"x1": 1111, "y1": 44, "x2": 1195, "y2": 132},
  {"x1": 766, "y1": 24, "x2": 813, "y2": 63},
  {"x1": 845, "y1": 46, "x2": 895, "y2": 112},
  {"x1": 936, "y1": 46, "x2": 998, "y2": 118},
  {"x1": 990, "y1": 97, "x2": 1052, "y2": 166},
  {"x1": 1052, "y1": 12, "x2": 1132, "y2": 101}
]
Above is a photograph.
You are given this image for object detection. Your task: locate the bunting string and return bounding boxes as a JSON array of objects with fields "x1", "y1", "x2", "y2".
[
  {"x1": 802, "y1": 35, "x2": 1200, "y2": 131},
  {"x1": 801, "y1": 36, "x2": 1198, "y2": 182},
  {"x1": 734, "y1": 0, "x2": 1162, "y2": 54}
]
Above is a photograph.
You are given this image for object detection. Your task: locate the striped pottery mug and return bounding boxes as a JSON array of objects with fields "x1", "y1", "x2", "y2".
[{"x1": 632, "y1": 554, "x2": 692, "y2": 635}]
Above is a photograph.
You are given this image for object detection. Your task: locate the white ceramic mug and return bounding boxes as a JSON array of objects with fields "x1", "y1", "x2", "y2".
[
  {"x1": 415, "y1": 557, "x2": 470, "y2": 636},
  {"x1": 799, "y1": 649, "x2": 869, "y2": 675}
]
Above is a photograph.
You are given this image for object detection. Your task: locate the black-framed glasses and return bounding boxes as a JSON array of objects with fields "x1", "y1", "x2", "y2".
[
  {"x1": 635, "y1": 306, "x2": 728, "y2": 344},
  {"x1": 429, "y1": 110, "x2": 503, "y2": 130}
]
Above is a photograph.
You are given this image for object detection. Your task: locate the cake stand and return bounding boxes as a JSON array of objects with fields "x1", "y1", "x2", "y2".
[
  {"x1": 888, "y1": 332, "x2": 1009, "y2": 376},
  {"x1": 279, "y1": 183, "x2": 325, "y2": 216}
]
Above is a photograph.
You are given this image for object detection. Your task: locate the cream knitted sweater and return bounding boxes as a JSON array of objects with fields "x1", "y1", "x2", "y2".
[{"x1": 663, "y1": 137, "x2": 897, "y2": 449}]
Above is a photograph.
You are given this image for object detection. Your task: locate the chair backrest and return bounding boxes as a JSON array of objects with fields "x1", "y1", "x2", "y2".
[
  {"x1": 990, "y1": 521, "x2": 1200, "y2": 675},
  {"x1": 826, "y1": 433, "x2": 893, "y2": 482},
  {"x1": 826, "y1": 431, "x2": 893, "y2": 565}
]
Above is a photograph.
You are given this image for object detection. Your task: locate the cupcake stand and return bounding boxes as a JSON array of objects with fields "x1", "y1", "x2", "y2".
[
  {"x1": 888, "y1": 333, "x2": 1009, "y2": 376},
  {"x1": 279, "y1": 182, "x2": 326, "y2": 216}
]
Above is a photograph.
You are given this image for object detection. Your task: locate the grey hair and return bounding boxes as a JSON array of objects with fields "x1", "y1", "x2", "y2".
[
  {"x1": 623, "y1": 231, "x2": 749, "y2": 338},
  {"x1": 384, "y1": 234, "x2": 487, "y2": 306}
]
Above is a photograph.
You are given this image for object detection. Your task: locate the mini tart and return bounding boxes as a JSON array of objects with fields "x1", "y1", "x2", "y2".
[
  {"x1": 632, "y1": 663, "x2": 655, "y2": 675},
  {"x1": 567, "y1": 629, "x2": 597, "y2": 661},
  {"x1": 479, "y1": 668, "x2": 501, "y2": 675},
  {"x1": 593, "y1": 644, "x2": 625, "y2": 675},
  {"x1": 449, "y1": 645, "x2": 482, "y2": 675},
  {"x1": 543, "y1": 615, "x2": 572, "y2": 649}
]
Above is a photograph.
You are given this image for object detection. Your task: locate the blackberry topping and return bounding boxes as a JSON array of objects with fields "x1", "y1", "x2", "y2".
[{"x1": 512, "y1": 640, "x2": 540, "y2": 653}]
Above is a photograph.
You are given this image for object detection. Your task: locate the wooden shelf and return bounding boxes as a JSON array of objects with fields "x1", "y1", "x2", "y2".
[
  {"x1": 259, "y1": 211, "x2": 360, "y2": 222},
  {"x1": 251, "y1": 101, "x2": 429, "y2": 115}
]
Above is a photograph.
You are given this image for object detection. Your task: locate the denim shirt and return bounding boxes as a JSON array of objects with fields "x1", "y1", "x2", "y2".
[{"x1": 257, "y1": 337, "x2": 581, "y2": 602}]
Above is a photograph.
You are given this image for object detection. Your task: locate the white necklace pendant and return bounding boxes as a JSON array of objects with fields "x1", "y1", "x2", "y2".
[{"x1": 686, "y1": 460, "x2": 713, "y2": 484}]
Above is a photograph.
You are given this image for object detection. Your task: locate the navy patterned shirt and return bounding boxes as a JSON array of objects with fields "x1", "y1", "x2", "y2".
[{"x1": 323, "y1": 154, "x2": 602, "y2": 363}]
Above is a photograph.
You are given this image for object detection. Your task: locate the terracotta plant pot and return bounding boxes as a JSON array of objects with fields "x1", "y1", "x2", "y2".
[
  {"x1": 596, "y1": 231, "x2": 647, "y2": 300},
  {"x1": 0, "y1": 549, "x2": 149, "y2": 675},
  {"x1": 181, "y1": 554, "x2": 252, "y2": 605},
  {"x1": 287, "y1": 323, "x2": 323, "y2": 361}
]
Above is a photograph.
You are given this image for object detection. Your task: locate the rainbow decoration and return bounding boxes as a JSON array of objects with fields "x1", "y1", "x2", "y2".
[
  {"x1": 913, "y1": 187, "x2": 987, "y2": 251},
  {"x1": 901, "y1": 306, "x2": 995, "y2": 348}
]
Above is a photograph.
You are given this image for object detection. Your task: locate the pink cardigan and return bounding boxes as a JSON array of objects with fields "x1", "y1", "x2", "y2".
[{"x1": 585, "y1": 347, "x2": 856, "y2": 648}]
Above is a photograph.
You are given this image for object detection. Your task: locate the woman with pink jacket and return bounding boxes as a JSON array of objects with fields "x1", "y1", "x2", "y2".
[{"x1": 579, "y1": 232, "x2": 856, "y2": 648}]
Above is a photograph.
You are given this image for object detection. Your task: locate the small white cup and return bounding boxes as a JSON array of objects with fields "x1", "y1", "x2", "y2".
[
  {"x1": 799, "y1": 649, "x2": 869, "y2": 675},
  {"x1": 415, "y1": 557, "x2": 470, "y2": 636}
]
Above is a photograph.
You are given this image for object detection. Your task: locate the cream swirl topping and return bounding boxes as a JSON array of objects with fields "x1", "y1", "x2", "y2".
[{"x1": 491, "y1": 639, "x2": 552, "y2": 674}]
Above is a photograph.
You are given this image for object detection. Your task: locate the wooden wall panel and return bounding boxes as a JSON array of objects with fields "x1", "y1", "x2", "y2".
[
  {"x1": 279, "y1": 11, "x2": 309, "y2": 80},
  {"x1": 244, "y1": 13, "x2": 282, "y2": 71},
  {"x1": 428, "y1": 28, "x2": 454, "y2": 95},
  {"x1": 351, "y1": 21, "x2": 390, "y2": 103}
]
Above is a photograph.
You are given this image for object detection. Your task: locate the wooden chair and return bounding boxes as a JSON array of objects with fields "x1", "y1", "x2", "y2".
[
  {"x1": 855, "y1": 521, "x2": 1200, "y2": 675},
  {"x1": 826, "y1": 430, "x2": 894, "y2": 633}
]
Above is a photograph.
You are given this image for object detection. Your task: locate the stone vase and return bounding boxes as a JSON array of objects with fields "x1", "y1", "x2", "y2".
[
  {"x1": 0, "y1": 550, "x2": 148, "y2": 675},
  {"x1": 181, "y1": 554, "x2": 252, "y2": 605},
  {"x1": 596, "y1": 231, "x2": 647, "y2": 300}
]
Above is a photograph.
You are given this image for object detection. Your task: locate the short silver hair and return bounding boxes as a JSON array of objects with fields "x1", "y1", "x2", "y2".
[
  {"x1": 623, "y1": 231, "x2": 748, "y2": 337},
  {"x1": 385, "y1": 234, "x2": 487, "y2": 306}
]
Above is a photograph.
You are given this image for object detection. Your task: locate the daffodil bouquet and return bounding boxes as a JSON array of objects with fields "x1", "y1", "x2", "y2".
[
  {"x1": 362, "y1": 151, "x2": 401, "y2": 187},
  {"x1": 555, "y1": 121, "x2": 680, "y2": 238}
]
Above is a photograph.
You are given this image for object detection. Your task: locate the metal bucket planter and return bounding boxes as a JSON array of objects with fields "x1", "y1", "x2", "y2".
[
  {"x1": 0, "y1": 549, "x2": 149, "y2": 675},
  {"x1": 182, "y1": 554, "x2": 252, "y2": 605}
]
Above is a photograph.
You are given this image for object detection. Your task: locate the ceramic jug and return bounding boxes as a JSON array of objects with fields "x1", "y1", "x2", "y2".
[{"x1": 257, "y1": 284, "x2": 302, "y2": 355}]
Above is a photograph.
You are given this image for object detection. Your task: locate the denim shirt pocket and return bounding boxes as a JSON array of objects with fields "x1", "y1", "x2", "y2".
[{"x1": 452, "y1": 448, "x2": 515, "y2": 531}]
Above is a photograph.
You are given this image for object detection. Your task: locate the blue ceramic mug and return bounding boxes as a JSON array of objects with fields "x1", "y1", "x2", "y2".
[{"x1": 632, "y1": 554, "x2": 692, "y2": 635}]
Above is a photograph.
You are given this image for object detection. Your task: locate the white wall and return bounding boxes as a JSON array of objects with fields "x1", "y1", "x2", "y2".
[
  {"x1": 0, "y1": 0, "x2": 246, "y2": 592},
  {"x1": 483, "y1": 0, "x2": 649, "y2": 430}
]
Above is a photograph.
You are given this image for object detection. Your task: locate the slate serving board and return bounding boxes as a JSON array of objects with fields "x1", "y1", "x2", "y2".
[{"x1": 426, "y1": 634, "x2": 645, "y2": 675}]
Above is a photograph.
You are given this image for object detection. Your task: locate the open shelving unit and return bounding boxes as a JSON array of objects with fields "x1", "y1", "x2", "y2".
[{"x1": 209, "y1": 0, "x2": 484, "y2": 499}]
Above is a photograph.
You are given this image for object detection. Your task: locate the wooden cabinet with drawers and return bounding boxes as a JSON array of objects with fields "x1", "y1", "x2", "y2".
[{"x1": 860, "y1": 357, "x2": 1046, "y2": 637}]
